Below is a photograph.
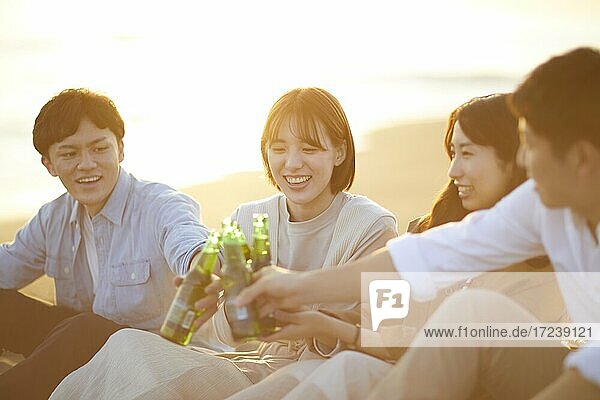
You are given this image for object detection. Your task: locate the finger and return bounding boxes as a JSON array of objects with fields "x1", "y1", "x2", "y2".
[
  {"x1": 195, "y1": 294, "x2": 217, "y2": 311},
  {"x1": 173, "y1": 276, "x2": 184, "y2": 287},
  {"x1": 236, "y1": 280, "x2": 270, "y2": 306},
  {"x1": 204, "y1": 279, "x2": 222, "y2": 294},
  {"x1": 192, "y1": 306, "x2": 217, "y2": 331},
  {"x1": 250, "y1": 265, "x2": 275, "y2": 281},
  {"x1": 192, "y1": 297, "x2": 218, "y2": 330},
  {"x1": 256, "y1": 302, "x2": 277, "y2": 318},
  {"x1": 255, "y1": 296, "x2": 266, "y2": 309},
  {"x1": 276, "y1": 304, "x2": 310, "y2": 313},
  {"x1": 260, "y1": 326, "x2": 300, "y2": 342},
  {"x1": 272, "y1": 310, "x2": 298, "y2": 324}
]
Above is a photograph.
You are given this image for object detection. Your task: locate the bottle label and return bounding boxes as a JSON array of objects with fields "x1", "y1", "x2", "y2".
[
  {"x1": 166, "y1": 300, "x2": 195, "y2": 328},
  {"x1": 232, "y1": 307, "x2": 249, "y2": 320},
  {"x1": 181, "y1": 310, "x2": 196, "y2": 330}
]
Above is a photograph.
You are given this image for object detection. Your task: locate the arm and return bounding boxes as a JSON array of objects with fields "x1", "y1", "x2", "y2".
[
  {"x1": 1, "y1": 211, "x2": 47, "y2": 289},
  {"x1": 264, "y1": 309, "x2": 394, "y2": 360},
  {"x1": 237, "y1": 248, "x2": 395, "y2": 311},
  {"x1": 238, "y1": 181, "x2": 546, "y2": 309},
  {"x1": 155, "y1": 191, "x2": 211, "y2": 276},
  {"x1": 306, "y1": 224, "x2": 398, "y2": 355},
  {"x1": 349, "y1": 222, "x2": 398, "y2": 260},
  {"x1": 252, "y1": 221, "x2": 398, "y2": 359}
]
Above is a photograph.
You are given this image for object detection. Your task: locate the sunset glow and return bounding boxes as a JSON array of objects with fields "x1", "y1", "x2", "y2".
[{"x1": 1, "y1": 0, "x2": 599, "y2": 219}]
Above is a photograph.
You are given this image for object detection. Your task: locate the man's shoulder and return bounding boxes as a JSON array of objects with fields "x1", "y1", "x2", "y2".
[
  {"x1": 495, "y1": 180, "x2": 541, "y2": 213},
  {"x1": 37, "y1": 192, "x2": 76, "y2": 220},
  {"x1": 129, "y1": 175, "x2": 198, "y2": 208},
  {"x1": 509, "y1": 179, "x2": 536, "y2": 196},
  {"x1": 494, "y1": 180, "x2": 571, "y2": 225}
]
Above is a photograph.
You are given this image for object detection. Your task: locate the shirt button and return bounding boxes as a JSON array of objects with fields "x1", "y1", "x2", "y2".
[
  {"x1": 72, "y1": 246, "x2": 76, "y2": 253},
  {"x1": 130, "y1": 272, "x2": 136, "y2": 280},
  {"x1": 64, "y1": 267, "x2": 70, "y2": 274}
]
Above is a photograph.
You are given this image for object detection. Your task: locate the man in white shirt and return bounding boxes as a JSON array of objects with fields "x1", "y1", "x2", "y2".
[{"x1": 238, "y1": 47, "x2": 600, "y2": 398}]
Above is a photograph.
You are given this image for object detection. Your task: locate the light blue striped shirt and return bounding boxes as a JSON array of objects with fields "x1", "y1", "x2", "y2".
[{"x1": 0, "y1": 168, "x2": 209, "y2": 330}]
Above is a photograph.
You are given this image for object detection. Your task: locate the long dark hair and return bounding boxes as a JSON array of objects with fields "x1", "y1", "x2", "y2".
[{"x1": 414, "y1": 94, "x2": 526, "y2": 233}]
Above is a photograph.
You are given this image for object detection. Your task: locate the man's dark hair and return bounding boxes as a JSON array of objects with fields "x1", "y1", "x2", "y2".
[
  {"x1": 510, "y1": 47, "x2": 600, "y2": 155},
  {"x1": 33, "y1": 88, "x2": 125, "y2": 156}
]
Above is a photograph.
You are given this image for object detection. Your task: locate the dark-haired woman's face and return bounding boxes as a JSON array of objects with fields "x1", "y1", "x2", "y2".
[{"x1": 448, "y1": 122, "x2": 514, "y2": 211}]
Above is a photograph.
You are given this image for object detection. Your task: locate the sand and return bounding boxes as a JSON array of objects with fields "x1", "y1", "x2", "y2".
[{"x1": 1, "y1": 119, "x2": 449, "y2": 302}]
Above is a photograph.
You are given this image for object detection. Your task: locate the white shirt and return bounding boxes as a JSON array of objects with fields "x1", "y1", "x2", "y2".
[
  {"x1": 81, "y1": 211, "x2": 99, "y2": 293},
  {"x1": 387, "y1": 179, "x2": 600, "y2": 386}
]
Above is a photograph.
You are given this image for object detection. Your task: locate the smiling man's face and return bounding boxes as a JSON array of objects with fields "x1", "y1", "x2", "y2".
[
  {"x1": 518, "y1": 118, "x2": 581, "y2": 210},
  {"x1": 42, "y1": 117, "x2": 124, "y2": 217}
]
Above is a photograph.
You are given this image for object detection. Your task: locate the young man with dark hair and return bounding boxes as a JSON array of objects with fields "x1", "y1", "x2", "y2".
[
  {"x1": 0, "y1": 88, "x2": 210, "y2": 399},
  {"x1": 238, "y1": 47, "x2": 600, "y2": 398}
]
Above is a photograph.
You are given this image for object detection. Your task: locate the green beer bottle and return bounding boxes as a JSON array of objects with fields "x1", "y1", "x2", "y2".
[
  {"x1": 251, "y1": 213, "x2": 276, "y2": 334},
  {"x1": 250, "y1": 213, "x2": 271, "y2": 272},
  {"x1": 221, "y1": 221, "x2": 262, "y2": 340},
  {"x1": 160, "y1": 231, "x2": 221, "y2": 345}
]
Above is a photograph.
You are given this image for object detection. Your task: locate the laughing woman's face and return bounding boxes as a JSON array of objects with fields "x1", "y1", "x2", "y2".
[
  {"x1": 267, "y1": 120, "x2": 345, "y2": 222},
  {"x1": 448, "y1": 121, "x2": 514, "y2": 211}
]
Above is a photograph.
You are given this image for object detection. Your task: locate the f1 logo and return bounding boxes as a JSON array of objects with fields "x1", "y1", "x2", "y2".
[{"x1": 369, "y1": 279, "x2": 410, "y2": 331}]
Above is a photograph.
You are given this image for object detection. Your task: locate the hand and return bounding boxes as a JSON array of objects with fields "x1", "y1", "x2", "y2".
[
  {"x1": 172, "y1": 274, "x2": 222, "y2": 331},
  {"x1": 173, "y1": 275, "x2": 185, "y2": 288},
  {"x1": 237, "y1": 265, "x2": 306, "y2": 314},
  {"x1": 261, "y1": 309, "x2": 334, "y2": 342},
  {"x1": 191, "y1": 276, "x2": 223, "y2": 331}
]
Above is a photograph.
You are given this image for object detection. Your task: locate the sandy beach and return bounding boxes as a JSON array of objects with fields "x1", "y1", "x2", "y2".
[{"x1": 1, "y1": 119, "x2": 449, "y2": 302}]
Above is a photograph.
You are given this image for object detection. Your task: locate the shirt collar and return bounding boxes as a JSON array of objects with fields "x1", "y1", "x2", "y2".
[
  {"x1": 69, "y1": 167, "x2": 131, "y2": 226},
  {"x1": 96, "y1": 167, "x2": 130, "y2": 225},
  {"x1": 69, "y1": 201, "x2": 81, "y2": 225}
]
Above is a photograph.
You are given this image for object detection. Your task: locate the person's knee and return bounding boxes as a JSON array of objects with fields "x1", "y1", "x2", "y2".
[
  {"x1": 0, "y1": 290, "x2": 30, "y2": 320},
  {"x1": 333, "y1": 351, "x2": 390, "y2": 377},
  {"x1": 443, "y1": 288, "x2": 510, "y2": 309},
  {"x1": 436, "y1": 288, "x2": 528, "y2": 322},
  {"x1": 0, "y1": 289, "x2": 22, "y2": 306},
  {"x1": 105, "y1": 328, "x2": 155, "y2": 350},
  {"x1": 331, "y1": 351, "x2": 372, "y2": 368},
  {"x1": 56, "y1": 312, "x2": 123, "y2": 339},
  {"x1": 62, "y1": 312, "x2": 105, "y2": 327}
]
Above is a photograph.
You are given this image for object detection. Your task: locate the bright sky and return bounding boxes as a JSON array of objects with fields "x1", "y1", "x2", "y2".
[{"x1": 1, "y1": 0, "x2": 599, "y2": 219}]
